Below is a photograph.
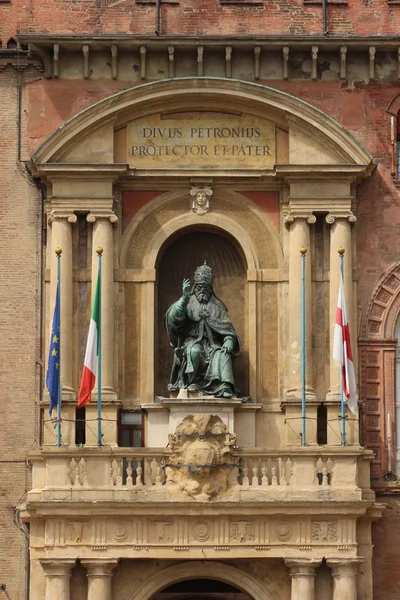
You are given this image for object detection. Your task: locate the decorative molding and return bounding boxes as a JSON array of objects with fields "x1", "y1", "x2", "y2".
[
  {"x1": 86, "y1": 211, "x2": 118, "y2": 224},
  {"x1": 284, "y1": 212, "x2": 316, "y2": 225},
  {"x1": 325, "y1": 211, "x2": 356, "y2": 224},
  {"x1": 48, "y1": 211, "x2": 77, "y2": 224}
]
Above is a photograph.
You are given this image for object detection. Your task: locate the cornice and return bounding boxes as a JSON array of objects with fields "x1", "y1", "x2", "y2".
[{"x1": 17, "y1": 34, "x2": 400, "y2": 50}]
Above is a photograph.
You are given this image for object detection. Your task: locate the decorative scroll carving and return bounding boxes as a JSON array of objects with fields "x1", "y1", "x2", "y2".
[
  {"x1": 325, "y1": 212, "x2": 356, "y2": 225},
  {"x1": 284, "y1": 212, "x2": 316, "y2": 225},
  {"x1": 86, "y1": 211, "x2": 118, "y2": 224}
]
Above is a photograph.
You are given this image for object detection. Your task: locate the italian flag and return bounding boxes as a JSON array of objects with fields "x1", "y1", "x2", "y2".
[{"x1": 78, "y1": 274, "x2": 100, "y2": 408}]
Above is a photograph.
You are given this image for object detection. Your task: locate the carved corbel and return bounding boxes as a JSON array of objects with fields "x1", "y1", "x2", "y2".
[
  {"x1": 28, "y1": 43, "x2": 52, "y2": 79},
  {"x1": 197, "y1": 47, "x2": 204, "y2": 77},
  {"x1": 86, "y1": 211, "x2": 118, "y2": 224},
  {"x1": 325, "y1": 212, "x2": 356, "y2": 225},
  {"x1": 283, "y1": 46, "x2": 289, "y2": 80},
  {"x1": 311, "y1": 46, "x2": 318, "y2": 80},
  {"x1": 340, "y1": 46, "x2": 347, "y2": 80},
  {"x1": 369, "y1": 46, "x2": 376, "y2": 81},
  {"x1": 225, "y1": 46, "x2": 232, "y2": 79},
  {"x1": 111, "y1": 44, "x2": 118, "y2": 80},
  {"x1": 140, "y1": 46, "x2": 147, "y2": 80},
  {"x1": 254, "y1": 46, "x2": 261, "y2": 80},
  {"x1": 168, "y1": 46, "x2": 175, "y2": 78}
]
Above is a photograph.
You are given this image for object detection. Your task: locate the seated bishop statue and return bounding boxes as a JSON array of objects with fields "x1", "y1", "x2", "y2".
[{"x1": 165, "y1": 261, "x2": 240, "y2": 399}]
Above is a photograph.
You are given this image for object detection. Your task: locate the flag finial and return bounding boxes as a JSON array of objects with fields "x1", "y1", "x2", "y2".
[
  {"x1": 300, "y1": 247, "x2": 307, "y2": 255},
  {"x1": 55, "y1": 247, "x2": 62, "y2": 256},
  {"x1": 338, "y1": 247, "x2": 345, "y2": 256},
  {"x1": 96, "y1": 247, "x2": 103, "y2": 255}
]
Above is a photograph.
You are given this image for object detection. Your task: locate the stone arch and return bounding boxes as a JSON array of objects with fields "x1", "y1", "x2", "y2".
[
  {"x1": 360, "y1": 261, "x2": 400, "y2": 339},
  {"x1": 30, "y1": 77, "x2": 372, "y2": 167},
  {"x1": 120, "y1": 188, "x2": 283, "y2": 271},
  {"x1": 386, "y1": 92, "x2": 400, "y2": 116},
  {"x1": 130, "y1": 561, "x2": 275, "y2": 600}
]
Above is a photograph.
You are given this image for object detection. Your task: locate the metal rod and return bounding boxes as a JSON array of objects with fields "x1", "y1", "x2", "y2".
[
  {"x1": 339, "y1": 249, "x2": 346, "y2": 447},
  {"x1": 97, "y1": 249, "x2": 103, "y2": 448},
  {"x1": 301, "y1": 247, "x2": 307, "y2": 446},
  {"x1": 155, "y1": 0, "x2": 161, "y2": 36},
  {"x1": 56, "y1": 251, "x2": 62, "y2": 448},
  {"x1": 322, "y1": 0, "x2": 328, "y2": 35}
]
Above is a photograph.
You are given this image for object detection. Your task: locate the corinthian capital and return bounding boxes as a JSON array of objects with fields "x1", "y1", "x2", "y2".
[
  {"x1": 86, "y1": 211, "x2": 118, "y2": 224},
  {"x1": 325, "y1": 211, "x2": 356, "y2": 225}
]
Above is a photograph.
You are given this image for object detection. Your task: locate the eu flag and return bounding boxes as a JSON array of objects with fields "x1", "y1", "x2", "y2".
[{"x1": 46, "y1": 283, "x2": 61, "y2": 415}]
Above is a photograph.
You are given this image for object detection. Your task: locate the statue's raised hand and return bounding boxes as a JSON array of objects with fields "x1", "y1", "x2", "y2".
[{"x1": 182, "y1": 278, "x2": 191, "y2": 298}]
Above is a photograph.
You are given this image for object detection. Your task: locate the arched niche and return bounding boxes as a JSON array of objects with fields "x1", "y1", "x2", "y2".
[
  {"x1": 156, "y1": 227, "x2": 248, "y2": 397},
  {"x1": 121, "y1": 188, "x2": 282, "y2": 402},
  {"x1": 129, "y1": 561, "x2": 276, "y2": 600}
]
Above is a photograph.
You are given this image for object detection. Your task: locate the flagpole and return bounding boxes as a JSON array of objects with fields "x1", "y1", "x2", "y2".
[
  {"x1": 339, "y1": 247, "x2": 346, "y2": 447},
  {"x1": 300, "y1": 247, "x2": 307, "y2": 446},
  {"x1": 97, "y1": 247, "x2": 103, "y2": 448},
  {"x1": 56, "y1": 247, "x2": 62, "y2": 448}
]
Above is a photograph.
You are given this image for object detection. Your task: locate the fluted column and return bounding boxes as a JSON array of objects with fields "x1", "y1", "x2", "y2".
[
  {"x1": 285, "y1": 559, "x2": 321, "y2": 600},
  {"x1": 285, "y1": 213, "x2": 316, "y2": 400},
  {"x1": 49, "y1": 211, "x2": 77, "y2": 399},
  {"x1": 327, "y1": 558, "x2": 363, "y2": 600},
  {"x1": 87, "y1": 211, "x2": 118, "y2": 399},
  {"x1": 40, "y1": 558, "x2": 75, "y2": 600},
  {"x1": 81, "y1": 559, "x2": 118, "y2": 600},
  {"x1": 326, "y1": 213, "x2": 356, "y2": 400}
]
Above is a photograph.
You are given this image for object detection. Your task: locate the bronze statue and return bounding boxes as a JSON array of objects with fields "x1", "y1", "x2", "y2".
[{"x1": 165, "y1": 261, "x2": 240, "y2": 398}]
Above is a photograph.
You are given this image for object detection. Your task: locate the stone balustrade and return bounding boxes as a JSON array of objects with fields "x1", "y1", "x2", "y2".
[{"x1": 28, "y1": 447, "x2": 371, "y2": 503}]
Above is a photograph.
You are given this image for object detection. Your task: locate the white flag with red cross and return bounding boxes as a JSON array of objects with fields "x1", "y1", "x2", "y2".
[{"x1": 333, "y1": 273, "x2": 358, "y2": 414}]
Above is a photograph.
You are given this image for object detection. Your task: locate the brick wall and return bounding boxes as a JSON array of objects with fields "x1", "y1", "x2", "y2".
[
  {"x1": 3, "y1": 0, "x2": 400, "y2": 42},
  {"x1": 0, "y1": 68, "x2": 41, "y2": 600}
]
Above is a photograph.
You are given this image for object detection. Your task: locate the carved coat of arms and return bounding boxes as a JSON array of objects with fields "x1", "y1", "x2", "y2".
[{"x1": 165, "y1": 414, "x2": 238, "y2": 501}]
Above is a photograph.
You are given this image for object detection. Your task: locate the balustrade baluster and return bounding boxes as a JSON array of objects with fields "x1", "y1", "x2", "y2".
[
  {"x1": 69, "y1": 458, "x2": 77, "y2": 486},
  {"x1": 271, "y1": 463, "x2": 278, "y2": 486},
  {"x1": 286, "y1": 458, "x2": 293, "y2": 485},
  {"x1": 242, "y1": 459, "x2": 250, "y2": 487},
  {"x1": 261, "y1": 462, "x2": 269, "y2": 487},
  {"x1": 252, "y1": 460, "x2": 259, "y2": 486},
  {"x1": 126, "y1": 457, "x2": 134, "y2": 486},
  {"x1": 144, "y1": 458, "x2": 152, "y2": 486},
  {"x1": 279, "y1": 457, "x2": 287, "y2": 486},
  {"x1": 135, "y1": 459, "x2": 143, "y2": 487}
]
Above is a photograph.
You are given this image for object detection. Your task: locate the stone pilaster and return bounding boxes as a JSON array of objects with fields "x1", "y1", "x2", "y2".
[
  {"x1": 285, "y1": 558, "x2": 321, "y2": 600},
  {"x1": 81, "y1": 559, "x2": 118, "y2": 600},
  {"x1": 327, "y1": 558, "x2": 364, "y2": 600},
  {"x1": 285, "y1": 212, "x2": 316, "y2": 401},
  {"x1": 49, "y1": 211, "x2": 77, "y2": 400},
  {"x1": 40, "y1": 558, "x2": 75, "y2": 600},
  {"x1": 325, "y1": 212, "x2": 356, "y2": 402}
]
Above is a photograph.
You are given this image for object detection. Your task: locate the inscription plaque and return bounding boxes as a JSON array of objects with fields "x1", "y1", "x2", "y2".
[{"x1": 127, "y1": 112, "x2": 276, "y2": 169}]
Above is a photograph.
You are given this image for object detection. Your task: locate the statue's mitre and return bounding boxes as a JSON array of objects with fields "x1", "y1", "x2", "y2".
[{"x1": 194, "y1": 261, "x2": 213, "y2": 285}]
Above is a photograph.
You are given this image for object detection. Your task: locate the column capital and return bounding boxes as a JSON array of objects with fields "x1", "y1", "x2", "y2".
[
  {"x1": 48, "y1": 210, "x2": 77, "y2": 224},
  {"x1": 325, "y1": 211, "x2": 356, "y2": 225},
  {"x1": 40, "y1": 558, "x2": 76, "y2": 577},
  {"x1": 327, "y1": 557, "x2": 364, "y2": 578},
  {"x1": 81, "y1": 558, "x2": 119, "y2": 577},
  {"x1": 285, "y1": 558, "x2": 322, "y2": 576},
  {"x1": 285, "y1": 211, "x2": 316, "y2": 226},
  {"x1": 87, "y1": 211, "x2": 118, "y2": 224}
]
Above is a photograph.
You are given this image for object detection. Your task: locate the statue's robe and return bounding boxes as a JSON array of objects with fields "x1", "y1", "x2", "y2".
[{"x1": 165, "y1": 292, "x2": 240, "y2": 396}]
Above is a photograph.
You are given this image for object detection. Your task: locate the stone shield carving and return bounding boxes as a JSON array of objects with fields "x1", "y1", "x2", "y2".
[{"x1": 165, "y1": 414, "x2": 238, "y2": 501}]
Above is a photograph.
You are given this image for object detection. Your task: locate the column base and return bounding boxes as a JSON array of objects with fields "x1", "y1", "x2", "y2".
[
  {"x1": 62, "y1": 386, "x2": 76, "y2": 401},
  {"x1": 285, "y1": 387, "x2": 317, "y2": 402},
  {"x1": 91, "y1": 388, "x2": 118, "y2": 402}
]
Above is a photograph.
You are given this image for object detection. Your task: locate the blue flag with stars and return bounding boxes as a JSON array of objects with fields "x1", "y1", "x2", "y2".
[{"x1": 46, "y1": 282, "x2": 61, "y2": 415}]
